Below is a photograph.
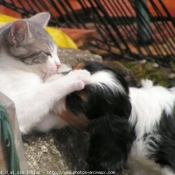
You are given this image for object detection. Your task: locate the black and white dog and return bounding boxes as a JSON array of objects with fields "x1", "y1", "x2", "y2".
[{"x1": 58, "y1": 61, "x2": 175, "y2": 175}]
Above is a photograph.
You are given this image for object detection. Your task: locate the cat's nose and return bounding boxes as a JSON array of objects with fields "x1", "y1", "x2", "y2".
[
  {"x1": 54, "y1": 58, "x2": 61, "y2": 69},
  {"x1": 56, "y1": 63, "x2": 61, "y2": 69}
]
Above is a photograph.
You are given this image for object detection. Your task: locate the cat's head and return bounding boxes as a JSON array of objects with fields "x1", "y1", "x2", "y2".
[{"x1": 0, "y1": 12, "x2": 60, "y2": 79}]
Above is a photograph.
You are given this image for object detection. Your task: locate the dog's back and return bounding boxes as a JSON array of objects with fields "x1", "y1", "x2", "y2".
[{"x1": 129, "y1": 80, "x2": 175, "y2": 175}]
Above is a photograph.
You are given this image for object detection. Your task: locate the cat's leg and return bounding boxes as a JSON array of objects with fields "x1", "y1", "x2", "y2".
[
  {"x1": 35, "y1": 99, "x2": 67, "y2": 132},
  {"x1": 45, "y1": 73, "x2": 63, "y2": 82},
  {"x1": 17, "y1": 69, "x2": 91, "y2": 134},
  {"x1": 35, "y1": 111, "x2": 68, "y2": 132}
]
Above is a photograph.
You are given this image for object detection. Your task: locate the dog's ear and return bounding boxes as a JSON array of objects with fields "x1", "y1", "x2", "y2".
[{"x1": 87, "y1": 114, "x2": 135, "y2": 173}]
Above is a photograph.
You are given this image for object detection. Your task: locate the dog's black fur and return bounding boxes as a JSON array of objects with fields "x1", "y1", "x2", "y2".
[{"x1": 66, "y1": 61, "x2": 135, "y2": 174}]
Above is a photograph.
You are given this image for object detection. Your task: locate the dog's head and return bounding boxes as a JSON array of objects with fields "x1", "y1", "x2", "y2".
[{"x1": 58, "y1": 61, "x2": 134, "y2": 173}]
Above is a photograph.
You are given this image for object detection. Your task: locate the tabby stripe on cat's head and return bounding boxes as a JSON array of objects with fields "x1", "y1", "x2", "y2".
[{"x1": 17, "y1": 51, "x2": 48, "y2": 65}]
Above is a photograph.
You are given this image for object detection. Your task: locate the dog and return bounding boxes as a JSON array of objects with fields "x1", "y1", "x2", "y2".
[{"x1": 56, "y1": 61, "x2": 175, "y2": 175}]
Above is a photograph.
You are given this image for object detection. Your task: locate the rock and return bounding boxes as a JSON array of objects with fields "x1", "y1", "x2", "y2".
[
  {"x1": 57, "y1": 47, "x2": 102, "y2": 68},
  {"x1": 139, "y1": 59, "x2": 147, "y2": 64},
  {"x1": 152, "y1": 63, "x2": 159, "y2": 68},
  {"x1": 168, "y1": 73, "x2": 175, "y2": 79},
  {"x1": 23, "y1": 128, "x2": 89, "y2": 173},
  {"x1": 23, "y1": 47, "x2": 101, "y2": 173}
]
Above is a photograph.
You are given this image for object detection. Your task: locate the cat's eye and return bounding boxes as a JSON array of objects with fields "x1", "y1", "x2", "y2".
[{"x1": 44, "y1": 52, "x2": 51, "y2": 57}]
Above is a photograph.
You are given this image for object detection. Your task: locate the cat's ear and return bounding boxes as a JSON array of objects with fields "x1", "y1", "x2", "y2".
[
  {"x1": 29, "y1": 12, "x2": 50, "y2": 28},
  {"x1": 10, "y1": 20, "x2": 31, "y2": 47}
]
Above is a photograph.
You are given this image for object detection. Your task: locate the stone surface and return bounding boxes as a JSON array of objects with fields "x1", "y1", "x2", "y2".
[
  {"x1": 58, "y1": 47, "x2": 102, "y2": 68},
  {"x1": 23, "y1": 128, "x2": 89, "y2": 174}
]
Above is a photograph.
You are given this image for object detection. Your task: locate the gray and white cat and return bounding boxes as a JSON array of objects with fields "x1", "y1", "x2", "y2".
[{"x1": 0, "y1": 12, "x2": 90, "y2": 134}]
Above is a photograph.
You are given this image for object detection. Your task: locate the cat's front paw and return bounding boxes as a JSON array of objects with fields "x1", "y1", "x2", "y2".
[{"x1": 67, "y1": 69, "x2": 91, "y2": 91}]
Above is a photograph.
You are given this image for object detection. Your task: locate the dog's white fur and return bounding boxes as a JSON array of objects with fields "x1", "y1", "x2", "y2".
[{"x1": 129, "y1": 80, "x2": 175, "y2": 175}]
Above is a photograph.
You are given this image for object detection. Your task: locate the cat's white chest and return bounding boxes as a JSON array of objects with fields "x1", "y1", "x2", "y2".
[{"x1": 0, "y1": 70, "x2": 42, "y2": 101}]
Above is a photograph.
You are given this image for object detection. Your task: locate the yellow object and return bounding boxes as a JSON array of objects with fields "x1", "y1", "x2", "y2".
[
  {"x1": 0, "y1": 14, "x2": 77, "y2": 49},
  {"x1": 46, "y1": 27, "x2": 77, "y2": 49}
]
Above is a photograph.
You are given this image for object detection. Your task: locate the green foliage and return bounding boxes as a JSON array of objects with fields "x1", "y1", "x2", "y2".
[{"x1": 123, "y1": 61, "x2": 169, "y2": 87}]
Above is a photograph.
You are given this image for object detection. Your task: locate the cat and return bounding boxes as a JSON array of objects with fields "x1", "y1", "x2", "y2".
[{"x1": 0, "y1": 12, "x2": 91, "y2": 134}]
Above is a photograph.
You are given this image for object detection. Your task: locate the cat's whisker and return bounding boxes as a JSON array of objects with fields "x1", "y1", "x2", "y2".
[
  {"x1": 44, "y1": 65, "x2": 56, "y2": 80},
  {"x1": 56, "y1": 22, "x2": 67, "y2": 30},
  {"x1": 45, "y1": 68, "x2": 51, "y2": 79},
  {"x1": 55, "y1": 24, "x2": 59, "y2": 31},
  {"x1": 53, "y1": 22, "x2": 68, "y2": 41}
]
